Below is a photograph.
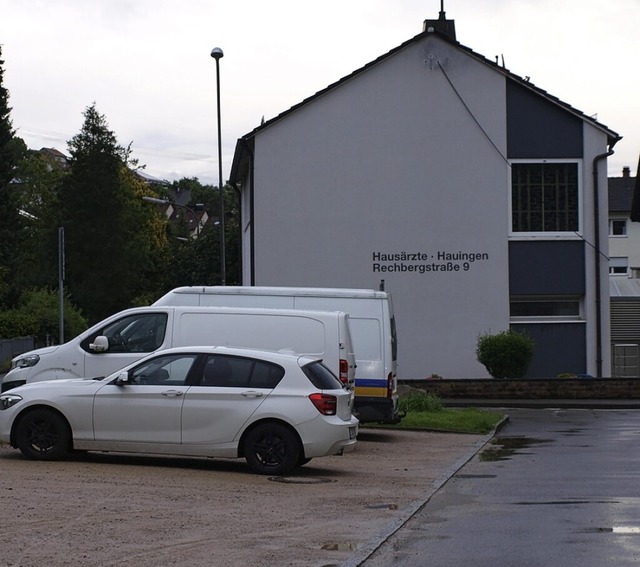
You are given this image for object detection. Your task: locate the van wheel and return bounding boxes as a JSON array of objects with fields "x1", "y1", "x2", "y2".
[
  {"x1": 15, "y1": 409, "x2": 71, "y2": 461},
  {"x1": 244, "y1": 423, "x2": 301, "y2": 475}
]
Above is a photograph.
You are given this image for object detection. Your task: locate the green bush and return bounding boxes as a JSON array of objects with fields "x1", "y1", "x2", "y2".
[
  {"x1": 0, "y1": 288, "x2": 88, "y2": 344},
  {"x1": 0, "y1": 309, "x2": 40, "y2": 337},
  {"x1": 476, "y1": 329, "x2": 535, "y2": 379},
  {"x1": 399, "y1": 391, "x2": 443, "y2": 413}
]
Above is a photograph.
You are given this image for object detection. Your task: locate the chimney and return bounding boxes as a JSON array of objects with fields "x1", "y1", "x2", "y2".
[
  {"x1": 623, "y1": 166, "x2": 631, "y2": 178},
  {"x1": 423, "y1": 0, "x2": 456, "y2": 41}
]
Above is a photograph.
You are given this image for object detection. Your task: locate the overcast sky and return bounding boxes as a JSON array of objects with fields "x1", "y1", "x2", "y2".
[{"x1": 1, "y1": 0, "x2": 638, "y2": 184}]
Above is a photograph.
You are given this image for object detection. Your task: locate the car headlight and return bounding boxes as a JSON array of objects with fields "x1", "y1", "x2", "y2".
[
  {"x1": 0, "y1": 394, "x2": 23, "y2": 410},
  {"x1": 11, "y1": 354, "x2": 40, "y2": 370}
]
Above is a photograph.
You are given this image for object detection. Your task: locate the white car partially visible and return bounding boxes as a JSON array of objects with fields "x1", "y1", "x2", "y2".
[{"x1": 0, "y1": 346, "x2": 358, "y2": 475}]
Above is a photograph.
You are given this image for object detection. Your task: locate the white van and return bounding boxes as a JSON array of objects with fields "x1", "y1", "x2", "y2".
[
  {"x1": 153, "y1": 286, "x2": 399, "y2": 424},
  {"x1": 1, "y1": 306, "x2": 356, "y2": 392}
]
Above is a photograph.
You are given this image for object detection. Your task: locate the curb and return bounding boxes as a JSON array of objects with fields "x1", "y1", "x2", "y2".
[{"x1": 339, "y1": 417, "x2": 509, "y2": 567}]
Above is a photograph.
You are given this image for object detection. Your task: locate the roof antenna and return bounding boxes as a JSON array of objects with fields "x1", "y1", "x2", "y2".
[{"x1": 439, "y1": 0, "x2": 446, "y2": 19}]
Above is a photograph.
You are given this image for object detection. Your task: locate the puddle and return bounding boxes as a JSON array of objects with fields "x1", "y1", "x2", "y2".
[
  {"x1": 456, "y1": 474, "x2": 497, "y2": 479},
  {"x1": 480, "y1": 436, "x2": 552, "y2": 461},
  {"x1": 321, "y1": 542, "x2": 363, "y2": 551},
  {"x1": 366, "y1": 503, "x2": 398, "y2": 510},
  {"x1": 268, "y1": 476, "x2": 336, "y2": 484},
  {"x1": 584, "y1": 526, "x2": 640, "y2": 534}
]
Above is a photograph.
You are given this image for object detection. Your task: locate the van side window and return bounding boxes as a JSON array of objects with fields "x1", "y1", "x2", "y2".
[
  {"x1": 199, "y1": 355, "x2": 284, "y2": 388},
  {"x1": 81, "y1": 313, "x2": 168, "y2": 354}
]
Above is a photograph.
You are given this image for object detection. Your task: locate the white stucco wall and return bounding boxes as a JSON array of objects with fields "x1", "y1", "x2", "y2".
[
  {"x1": 581, "y1": 127, "x2": 613, "y2": 376},
  {"x1": 609, "y1": 214, "x2": 640, "y2": 272},
  {"x1": 248, "y1": 35, "x2": 511, "y2": 378}
]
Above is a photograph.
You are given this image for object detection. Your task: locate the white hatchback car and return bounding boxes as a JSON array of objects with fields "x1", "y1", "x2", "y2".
[{"x1": 0, "y1": 346, "x2": 358, "y2": 475}]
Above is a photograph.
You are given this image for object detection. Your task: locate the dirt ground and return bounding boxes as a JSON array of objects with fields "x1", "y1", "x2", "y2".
[{"x1": 0, "y1": 429, "x2": 487, "y2": 567}]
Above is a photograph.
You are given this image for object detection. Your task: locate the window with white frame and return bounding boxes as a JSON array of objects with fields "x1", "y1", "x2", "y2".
[
  {"x1": 609, "y1": 218, "x2": 627, "y2": 237},
  {"x1": 609, "y1": 257, "x2": 629, "y2": 276},
  {"x1": 510, "y1": 296, "x2": 582, "y2": 321},
  {"x1": 511, "y1": 162, "x2": 579, "y2": 233}
]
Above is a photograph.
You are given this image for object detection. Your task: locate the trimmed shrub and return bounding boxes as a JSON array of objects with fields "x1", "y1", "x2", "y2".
[{"x1": 476, "y1": 330, "x2": 535, "y2": 379}]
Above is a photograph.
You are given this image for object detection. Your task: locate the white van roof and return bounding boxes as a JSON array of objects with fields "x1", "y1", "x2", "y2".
[
  {"x1": 156, "y1": 286, "x2": 390, "y2": 300},
  {"x1": 121, "y1": 304, "x2": 350, "y2": 319}
]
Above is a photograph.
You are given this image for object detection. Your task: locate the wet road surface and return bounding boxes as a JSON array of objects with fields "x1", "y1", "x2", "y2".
[{"x1": 358, "y1": 408, "x2": 640, "y2": 567}]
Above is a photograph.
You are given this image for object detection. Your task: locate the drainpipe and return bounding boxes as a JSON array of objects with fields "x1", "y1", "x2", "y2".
[
  {"x1": 240, "y1": 138, "x2": 256, "y2": 286},
  {"x1": 592, "y1": 143, "x2": 618, "y2": 377},
  {"x1": 230, "y1": 182, "x2": 242, "y2": 285}
]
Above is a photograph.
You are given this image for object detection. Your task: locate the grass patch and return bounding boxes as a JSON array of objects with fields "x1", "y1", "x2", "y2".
[
  {"x1": 363, "y1": 390, "x2": 505, "y2": 434},
  {"x1": 395, "y1": 407, "x2": 505, "y2": 434}
]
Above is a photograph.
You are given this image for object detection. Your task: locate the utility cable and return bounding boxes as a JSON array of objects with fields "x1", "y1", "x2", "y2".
[{"x1": 437, "y1": 60, "x2": 511, "y2": 167}]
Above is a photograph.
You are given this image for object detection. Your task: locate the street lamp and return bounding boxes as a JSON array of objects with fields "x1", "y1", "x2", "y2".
[
  {"x1": 142, "y1": 196, "x2": 201, "y2": 237},
  {"x1": 211, "y1": 46, "x2": 226, "y2": 285}
]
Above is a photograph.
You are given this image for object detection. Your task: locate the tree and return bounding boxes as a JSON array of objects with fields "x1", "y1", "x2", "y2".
[
  {"x1": 0, "y1": 46, "x2": 29, "y2": 307},
  {"x1": 147, "y1": 179, "x2": 241, "y2": 291},
  {"x1": 476, "y1": 330, "x2": 535, "y2": 379},
  {"x1": 12, "y1": 149, "x2": 68, "y2": 292},
  {"x1": 59, "y1": 104, "x2": 163, "y2": 323}
]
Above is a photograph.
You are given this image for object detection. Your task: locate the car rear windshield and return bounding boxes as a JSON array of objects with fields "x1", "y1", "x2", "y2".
[{"x1": 302, "y1": 361, "x2": 343, "y2": 390}]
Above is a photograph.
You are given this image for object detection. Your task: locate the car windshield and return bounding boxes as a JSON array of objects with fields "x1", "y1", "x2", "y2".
[{"x1": 301, "y1": 361, "x2": 343, "y2": 390}]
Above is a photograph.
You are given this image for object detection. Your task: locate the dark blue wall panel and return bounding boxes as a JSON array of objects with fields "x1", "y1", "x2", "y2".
[
  {"x1": 507, "y1": 80, "x2": 583, "y2": 159},
  {"x1": 509, "y1": 240, "x2": 585, "y2": 295},
  {"x1": 511, "y1": 323, "x2": 586, "y2": 377}
]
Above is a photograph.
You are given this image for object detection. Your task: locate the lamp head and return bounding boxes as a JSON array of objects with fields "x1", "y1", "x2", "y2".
[{"x1": 210, "y1": 47, "x2": 224, "y2": 60}]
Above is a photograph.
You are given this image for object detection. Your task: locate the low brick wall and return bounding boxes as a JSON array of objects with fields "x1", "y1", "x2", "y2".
[{"x1": 401, "y1": 377, "x2": 640, "y2": 400}]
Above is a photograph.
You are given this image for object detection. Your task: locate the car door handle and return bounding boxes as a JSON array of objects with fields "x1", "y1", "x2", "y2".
[
  {"x1": 161, "y1": 390, "x2": 185, "y2": 397},
  {"x1": 241, "y1": 391, "x2": 264, "y2": 398}
]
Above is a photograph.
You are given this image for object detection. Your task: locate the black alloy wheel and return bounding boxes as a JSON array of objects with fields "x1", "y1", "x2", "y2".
[
  {"x1": 244, "y1": 423, "x2": 301, "y2": 475},
  {"x1": 15, "y1": 409, "x2": 71, "y2": 460}
]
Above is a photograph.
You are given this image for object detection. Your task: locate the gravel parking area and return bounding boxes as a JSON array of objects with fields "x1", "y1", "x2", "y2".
[{"x1": 0, "y1": 429, "x2": 487, "y2": 567}]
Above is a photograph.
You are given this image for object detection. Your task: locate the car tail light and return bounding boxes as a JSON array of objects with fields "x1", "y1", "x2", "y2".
[
  {"x1": 339, "y1": 359, "x2": 349, "y2": 386},
  {"x1": 386, "y1": 372, "x2": 394, "y2": 398},
  {"x1": 309, "y1": 393, "x2": 337, "y2": 415}
]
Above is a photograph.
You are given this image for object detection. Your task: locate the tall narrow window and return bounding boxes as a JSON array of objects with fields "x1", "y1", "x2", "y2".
[{"x1": 511, "y1": 162, "x2": 579, "y2": 233}]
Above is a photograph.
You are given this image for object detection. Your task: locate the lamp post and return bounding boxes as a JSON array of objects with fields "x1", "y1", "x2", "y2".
[
  {"x1": 142, "y1": 196, "x2": 201, "y2": 237},
  {"x1": 58, "y1": 227, "x2": 65, "y2": 343},
  {"x1": 211, "y1": 46, "x2": 226, "y2": 285}
]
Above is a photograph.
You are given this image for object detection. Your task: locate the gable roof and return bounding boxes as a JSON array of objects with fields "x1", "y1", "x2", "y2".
[
  {"x1": 629, "y1": 154, "x2": 640, "y2": 221},
  {"x1": 609, "y1": 168, "x2": 636, "y2": 213},
  {"x1": 231, "y1": 25, "x2": 620, "y2": 182}
]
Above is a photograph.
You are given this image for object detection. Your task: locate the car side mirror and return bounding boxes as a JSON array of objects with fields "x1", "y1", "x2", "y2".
[
  {"x1": 89, "y1": 336, "x2": 110, "y2": 353},
  {"x1": 115, "y1": 371, "x2": 131, "y2": 385}
]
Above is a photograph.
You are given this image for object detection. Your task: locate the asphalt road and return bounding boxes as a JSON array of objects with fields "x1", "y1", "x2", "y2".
[{"x1": 356, "y1": 408, "x2": 640, "y2": 567}]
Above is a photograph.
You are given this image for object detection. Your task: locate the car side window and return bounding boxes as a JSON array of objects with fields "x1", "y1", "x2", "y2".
[
  {"x1": 81, "y1": 313, "x2": 168, "y2": 354},
  {"x1": 130, "y1": 354, "x2": 198, "y2": 385},
  {"x1": 199, "y1": 355, "x2": 284, "y2": 388},
  {"x1": 250, "y1": 360, "x2": 285, "y2": 388}
]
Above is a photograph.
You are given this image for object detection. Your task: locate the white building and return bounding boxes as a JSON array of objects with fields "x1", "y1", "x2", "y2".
[
  {"x1": 230, "y1": 10, "x2": 620, "y2": 379},
  {"x1": 608, "y1": 164, "x2": 640, "y2": 376}
]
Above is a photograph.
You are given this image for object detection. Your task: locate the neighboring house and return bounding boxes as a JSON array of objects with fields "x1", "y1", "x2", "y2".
[
  {"x1": 165, "y1": 203, "x2": 208, "y2": 239},
  {"x1": 609, "y1": 164, "x2": 640, "y2": 376},
  {"x1": 608, "y1": 166, "x2": 638, "y2": 277},
  {"x1": 38, "y1": 147, "x2": 69, "y2": 169},
  {"x1": 230, "y1": 10, "x2": 620, "y2": 379}
]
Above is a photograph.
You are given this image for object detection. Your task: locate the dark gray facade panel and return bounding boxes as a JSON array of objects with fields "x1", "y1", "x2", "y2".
[
  {"x1": 511, "y1": 323, "x2": 586, "y2": 377},
  {"x1": 509, "y1": 241, "x2": 585, "y2": 295},
  {"x1": 506, "y1": 81, "x2": 583, "y2": 158},
  {"x1": 611, "y1": 299, "x2": 640, "y2": 341}
]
